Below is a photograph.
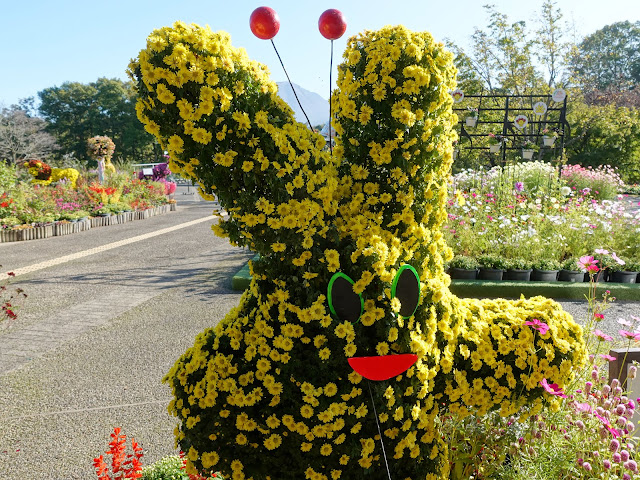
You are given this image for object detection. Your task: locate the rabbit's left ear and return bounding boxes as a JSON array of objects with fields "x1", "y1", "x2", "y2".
[{"x1": 129, "y1": 22, "x2": 338, "y2": 257}]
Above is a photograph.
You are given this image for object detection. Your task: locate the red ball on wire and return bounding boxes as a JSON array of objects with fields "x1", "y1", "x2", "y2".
[
  {"x1": 250, "y1": 6, "x2": 280, "y2": 40},
  {"x1": 318, "y1": 9, "x2": 347, "y2": 40}
]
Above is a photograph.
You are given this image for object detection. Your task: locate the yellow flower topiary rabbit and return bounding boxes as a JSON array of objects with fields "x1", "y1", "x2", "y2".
[{"x1": 129, "y1": 22, "x2": 586, "y2": 480}]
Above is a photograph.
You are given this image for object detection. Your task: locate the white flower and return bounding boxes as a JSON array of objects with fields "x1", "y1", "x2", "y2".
[{"x1": 561, "y1": 186, "x2": 571, "y2": 196}]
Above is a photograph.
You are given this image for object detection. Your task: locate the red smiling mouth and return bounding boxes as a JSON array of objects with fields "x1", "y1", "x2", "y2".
[{"x1": 348, "y1": 354, "x2": 418, "y2": 381}]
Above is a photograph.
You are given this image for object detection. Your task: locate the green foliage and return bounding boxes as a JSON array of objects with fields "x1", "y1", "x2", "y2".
[
  {"x1": 570, "y1": 20, "x2": 640, "y2": 92},
  {"x1": 505, "y1": 258, "x2": 531, "y2": 270},
  {"x1": 532, "y1": 258, "x2": 561, "y2": 271},
  {"x1": 565, "y1": 100, "x2": 640, "y2": 183},
  {"x1": 38, "y1": 78, "x2": 157, "y2": 166},
  {"x1": 477, "y1": 254, "x2": 509, "y2": 269},
  {"x1": 561, "y1": 257, "x2": 580, "y2": 271},
  {"x1": 448, "y1": 255, "x2": 480, "y2": 270},
  {"x1": 0, "y1": 161, "x2": 18, "y2": 193},
  {"x1": 141, "y1": 455, "x2": 189, "y2": 480}
]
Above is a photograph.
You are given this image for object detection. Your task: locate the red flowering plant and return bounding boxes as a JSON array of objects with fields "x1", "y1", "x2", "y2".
[
  {"x1": 23, "y1": 159, "x2": 52, "y2": 181},
  {"x1": 1, "y1": 270, "x2": 27, "y2": 329},
  {"x1": 93, "y1": 427, "x2": 143, "y2": 480}
]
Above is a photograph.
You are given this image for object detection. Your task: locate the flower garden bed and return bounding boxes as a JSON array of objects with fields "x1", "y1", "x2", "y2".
[{"x1": 0, "y1": 203, "x2": 176, "y2": 243}]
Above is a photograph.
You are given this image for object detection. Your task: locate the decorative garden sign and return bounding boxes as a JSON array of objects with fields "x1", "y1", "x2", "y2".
[{"x1": 130, "y1": 21, "x2": 585, "y2": 480}]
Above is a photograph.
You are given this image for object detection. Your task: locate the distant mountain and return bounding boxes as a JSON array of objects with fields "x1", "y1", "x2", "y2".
[{"x1": 276, "y1": 82, "x2": 329, "y2": 128}]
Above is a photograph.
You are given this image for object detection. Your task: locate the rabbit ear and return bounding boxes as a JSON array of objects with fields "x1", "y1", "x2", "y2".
[
  {"x1": 331, "y1": 26, "x2": 458, "y2": 281},
  {"x1": 129, "y1": 22, "x2": 337, "y2": 257}
]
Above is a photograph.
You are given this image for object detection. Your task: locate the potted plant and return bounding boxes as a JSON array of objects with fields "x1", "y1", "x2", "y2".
[
  {"x1": 465, "y1": 107, "x2": 478, "y2": 127},
  {"x1": 558, "y1": 257, "x2": 583, "y2": 282},
  {"x1": 531, "y1": 258, "x2": 560, "y2": 282},
  {"x1": 521, "y1": 140, "x2": 538, "y2": 160},
  {"x1": 487, "y1": 133, "x2": 503, "y2": 153},
  {"x1": 608, "y1": 255, "x2": 638, "y2": 283},
  {"x1": 477, "y1": 254, "x2": 508, "y2": 280},
  {"x1": 448, "y1": 255, "x2": 479, "y2": 280},
  {"x1": 504, "y1": 258, "x2": 533, "y2": 281},
  {"x1": 542, "y1": 128, "x2": 558, "y2": 147}
]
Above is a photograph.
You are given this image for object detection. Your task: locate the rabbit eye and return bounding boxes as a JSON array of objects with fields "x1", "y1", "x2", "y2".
[
  {"x1": 327, "y1": 273, "x2": 363, "y2": 323},
  {"x1": 391, "y1": 265, "x2": 421, "y2": 319}
]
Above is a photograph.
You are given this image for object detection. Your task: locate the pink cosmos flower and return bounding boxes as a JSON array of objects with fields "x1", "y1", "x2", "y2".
[
  {"x1": 600, "y1": 354, "x2": 617, "y2": 362},
  {"x1": 620, "y1": 330, "x2": 640, "y2": 341},
  {"x1": 611, "y1": 252, "x2": 626, "y2": 266},
  {"x1": 593, "y1": 329, "x2": 613, "y2": 341},
  {"x1": 596, "y1": 413, "x2": 620, "y2": 438},
  {"x1": 595, "y1": 248, "x2": 610, "y2": 255},
  {"x1": 618, "y1": 318, "x2": 634, "y2": 327},
  {"x1": 578, "y1": 255, "x2": 599, "y2": 273},
  {"x1": 524, "y1": 318, "x2": 549, "y2": 335},
  {"x1": 540, "y1": 378, "x2": 567, "y2": 398}
]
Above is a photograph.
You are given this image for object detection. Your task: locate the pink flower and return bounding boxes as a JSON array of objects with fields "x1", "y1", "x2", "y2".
[
  {"x1": 593, "y1": 329, "x2": 613, "y2": 341},
  {"x1": 620, "y1": 330, "x2": 640, "y2": 341},
  {"x1": 596, "y1": 413, "x2": 620, "y2": 438},
  {"x1": 578, "y1": 255, "x2": 599, "y2": 273},
  {"x1": 611, "y1": 252, "x2": 626, "y2": 266},
  {"x1": 524, "y1": 318, "x2": 549, "y2": 335},
  {"x1": 594, "y1": 313, "x2": 604, "y2": 320},
  {"x1": 600, "y1": 354, "x2": 617, "y2": 362},
  {"x1": 540, "y1": 378, "x2": 567, "y2": 398},
  {"x1": 595, "y1": 248, "x2": 610, "y2": 255}
]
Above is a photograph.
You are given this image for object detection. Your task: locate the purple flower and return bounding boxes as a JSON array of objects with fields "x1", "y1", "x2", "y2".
[
  {"x1": 515, "y1": 181, "x2": 525, "y2": 192},
  {"x1": 582, "y1": 462, "x2": 592, "y2": 472},
  {"x1": 610, "y1": 439, "x2": 621, "y2": 452},
  {"x1": 621, "y1": 450, "x2": 630, "y2": 462}
]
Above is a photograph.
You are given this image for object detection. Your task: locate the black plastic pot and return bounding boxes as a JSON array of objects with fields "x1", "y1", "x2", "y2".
[
  {"x1": 610, "y1": 271, "x2": 638, "y2": 283},
  {"x1": 531, "y1": 269, "x2": 559, "y2": 282},
  {"x1": 449, "y1": 268, "x2": 478, "y2": 280},
  {"x1": 584, "y1": 270, "x2": 608, "y2": 282},
  {"x1": 478, "y1": 268, "x2": 504, "y2": 280},
  {"x1": 504, "y1": 269, "x2": 532, "y2": 281},
  {"x1": 558, "y1": 269, "x2": 583, "y2": 282}
]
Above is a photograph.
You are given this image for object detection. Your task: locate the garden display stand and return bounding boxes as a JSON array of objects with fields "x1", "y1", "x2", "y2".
[{"x1": 452, "y1": 93, "x2": 569, "y2": 168}]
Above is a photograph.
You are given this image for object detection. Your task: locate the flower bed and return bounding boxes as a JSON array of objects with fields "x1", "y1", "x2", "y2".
[
  {"x1": 447, "y1": 162, "x2": 640, "y2": 280},
  {"x1": 0, "y1": 204, "x2": 176, "y2": 243}
]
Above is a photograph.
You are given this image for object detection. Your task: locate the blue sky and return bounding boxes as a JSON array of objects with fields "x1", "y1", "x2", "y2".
[{"x1": 2, "y1": 0, "x2": 639, "y2": 108}]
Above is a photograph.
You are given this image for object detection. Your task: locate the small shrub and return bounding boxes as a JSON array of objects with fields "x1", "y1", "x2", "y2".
[
  {"x1": 532, "y1": 258, "x2": 561, "y2": 271},
  {"x1": 449, "y1": 255, "x2": 479, "y2": 270},
  {"x1": 477, "y1": 254, "x2": 508, "y2": 269},
  {"x1": 141, "y1": 455, "x2": 188, "y2": 480},
  {"x1": 561, "y1": 257, "x2": 581, "y2": 271},
  {"x1": 505, "y1": 258, "x2": 531, "y2": 270}
]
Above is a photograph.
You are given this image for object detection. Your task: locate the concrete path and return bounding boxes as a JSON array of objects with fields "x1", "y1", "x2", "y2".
[
  {"x1": 0, "y1": 186, "x2": 638, "y2": 479},
  {"x1": 0, "y1": 190, "x2": 252, "y2": 479}
]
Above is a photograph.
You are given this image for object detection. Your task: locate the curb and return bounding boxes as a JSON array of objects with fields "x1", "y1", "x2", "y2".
[
  {"x1": 231, "y1": 259, "x2": 640, "y2": 300},
  {"x1": 0, "y1": 204, "x2": 177, "y2": 243}
]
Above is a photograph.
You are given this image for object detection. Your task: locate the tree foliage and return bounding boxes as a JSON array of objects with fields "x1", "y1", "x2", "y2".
[
  {"x1": 0, "y1": 107, "x2": 58, "y2": 164},
  {"x1": 38, "y1": 78, "x2": 157, "y2": 165},
  {"x1": 570, "y1": 21, "x2": 640, "y2": 93},
  {"x1": 565, "y1": 100, "x2": 640, "y2": 183}
]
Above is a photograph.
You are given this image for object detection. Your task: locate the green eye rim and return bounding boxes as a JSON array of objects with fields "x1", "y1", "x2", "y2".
[
  {"x1": 391, "y1": 264, "x2": 421, "y2": 319},
  {"x1": 327, "y1": 272, "x2": 364, "y2": 324}
]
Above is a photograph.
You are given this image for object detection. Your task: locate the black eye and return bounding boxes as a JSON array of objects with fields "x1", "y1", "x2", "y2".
[
  {"x1": 327, "y1": 273, "x2": 363, "y2": 323},
  {"x1": 391, "y1": 265, "x2": 421, "y2": 319}
]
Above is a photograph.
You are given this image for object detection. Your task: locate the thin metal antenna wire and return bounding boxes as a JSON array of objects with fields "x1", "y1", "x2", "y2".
[
  {"x1": 367, "y1": 380, "x2": 393, "y2": 480},
  {"x1": 329, "y1": 39, "x2": 334, "y2": 156},
  {"x1": 270, "y1": 39, "x2": 313, "y2": 130}
]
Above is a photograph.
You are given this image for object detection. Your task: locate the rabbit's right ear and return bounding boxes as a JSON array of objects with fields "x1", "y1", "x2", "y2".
[{"x1": 129, "y1": 22, "x2": 337, "y2": 256}]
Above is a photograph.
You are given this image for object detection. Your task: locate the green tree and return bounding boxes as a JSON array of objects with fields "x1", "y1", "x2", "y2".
[
  {"x1": 38, "y1": 78, "x2": 158, "y2": 165},
  {"x1": 565, "y1": 99, "x2": 640, "y2": 182},
  {"x1": 534, "y1": 0, "x2": 572, "y2": 89},
  {"x1": 570, "y1": 21, "x2": 640, "y2": 93}
]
